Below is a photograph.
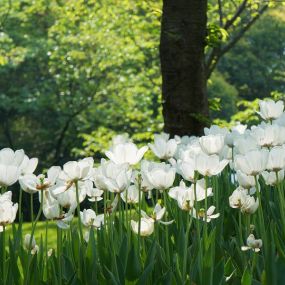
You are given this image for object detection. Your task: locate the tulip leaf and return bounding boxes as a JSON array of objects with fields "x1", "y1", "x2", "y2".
[
  {"x1": 126, "y1": 245, "x2": 141, "y2": 281},
  {"x1": 241, "y1": 267, "x2": 252, "y2": 285}
]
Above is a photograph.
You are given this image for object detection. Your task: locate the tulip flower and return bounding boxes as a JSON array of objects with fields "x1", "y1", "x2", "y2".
[
  {"x1": 0, "y1": 148, "x2": 25, "y2": 167},
  {"x1": 93, "y1": 159, "x2": 132, "y2": 193},
  {"x1": 131, "y1": 217, "x2": 154, "y2": 236},
  {"x1": 199, "y1": 134, "x2": 225, "y2": 155},
  {"x1": 121, "y1": 185, "x2": 142, "y2": 204},
  {"x1": 51, "y1": 181, "x2": 87, "y2": 210},
  {"x1": 24, "y1": 234, "x2": 39, "y2": 255},
  {"x1": 250, "y1": 124, "x2": 285, "y2": 148},
  {"x1": 240, "y1": 196, "x2": 259, "y2": 214},
  {"x1": 195, "y1": 153, "x2": 228, "y2": 177},
  {"x1": 229, "y1": 187, "x2": 259, "y2": 214},
  {"x1": 241, "y1": 234, "x2": 262, "y2": 252},
  {"x1": 0, "y1": 191, "x2": 18, "y2": 231},
  {"x1": 235, "y1": 149, "x2": 269, "y2": 176},
  {"x1": 19, "y1": 155, "x2": 38, "y2": 175},
  {"x1": 191, "y1": 206, "x2": 220, "y2": 222},
  {"x1": 204, "y1": 125, "x2": 228, "y2": 137},
  {"x1": 0, "y1": 148, "x2": 26, "y2": 187},
  {"x1": 140, "y1": 160, "x2": 175, "y2": 190},
  {"x1": 86, "y1": 187, "x2": 104, "y2": 202},
  {"x1": 176, "y1": 159, "x2": 196, "y2": 182},
  {"x1": 19, "y1": 166, "x2": 61, "y2": 194},
  {"x1": 257, "y1": 99, "x2": 284, "y2": 121},
  {"x1": 169, "y1": 180, "x2": 212, "y2": 211},
  {"x1": 234, "y1": 135, "x2": 259, "y2": 155},
  {"x1": 266, "y1": 146, "x2": 285, "y2": 172},
  {"x1": 56, "y1": 211, "x2": 74, "y2": 229},
  {"x1": 105, "y1": 142, "x2": 148, "y2": 165},
  {"x1": 148, "y1": 133, "x2": 177, "y2": 159},
  {"x1": 43, "y1": 194, "x2": 61, "y2": 220},
  {"x1": 236, "y1": 170, "x2": 256, "y2": 189},
  {"x1": 262, "y1": 170, "x2": 284, "y2": 186},
  {"x1": 80, "y1": 209, "x2": 104, "y2": 228}
]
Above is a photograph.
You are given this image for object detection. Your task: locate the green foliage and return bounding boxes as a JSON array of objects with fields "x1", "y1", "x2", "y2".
[
  {"x1": 208, "y1": 71, "x2": 238, "y2": 121},
  {"x1": 218, "y1": 7, "x2": 285, "y2": 100},
  {"x1": 0, "y1": 0, "x2": 162, "y2": 166}
]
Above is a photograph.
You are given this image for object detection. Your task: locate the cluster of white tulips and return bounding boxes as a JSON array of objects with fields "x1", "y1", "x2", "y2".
[{"x1": 1, "y1": 99, "x2": 285, "y2": 284}]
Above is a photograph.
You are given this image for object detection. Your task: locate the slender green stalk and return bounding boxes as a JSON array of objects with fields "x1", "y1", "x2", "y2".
[
  {"x1": 137, "y1": 176, "x2": 142, "y2": 254},
  {"x1": 182, "y1": 212, "x2": 192, "y2": 281},
  {"x1": 24, "y1": 190, "x2": 43, "y2": 285},
  {"x1": 30, "y1": 193, "x2": 34, "y2": 226},
  {"x1": 19, "y1": 187, "x2": 23, "y2": 223},
  {"x1": 75, "y1": 181, "x2": 84, "y2": 241},
  {"x1": 275, "y1": 172, "x2": 285, "y2": 233},
  {"x1": 193, "y1": 178, "x2": 202, "y2": 283},
  {"x1": 45, "y1": 219, "x2": 48, "y2": 261},
  {"x1": 163, "y1": 190, "x2": 170, "y2": 265},
  {"x1": 57, "y1": 226, "x2": 62, "y2": 285},
  {"x1": 1, "y1": 226, "x2": 5, "y2": 282}
]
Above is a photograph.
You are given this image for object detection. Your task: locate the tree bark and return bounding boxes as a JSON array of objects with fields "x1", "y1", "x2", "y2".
[{"x1": 160, "y1": 0, "x2": 209, "y2": 137}]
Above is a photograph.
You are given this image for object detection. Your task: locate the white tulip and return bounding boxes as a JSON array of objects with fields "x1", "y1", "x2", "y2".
[
  {"x1": 149, "y1": 133, "x2": 177, "y2": 159},
  {"x1": 0, "y1": 191, "x2": 18, "y2": 231},
  {"x1": 60, "y1": 157, "x2": 94, "y2": 182},
  {"x1": 121, "y1": 185, "x2": 142, "y2": 204},
  {"x1": 24, "y1": 234, "x2": 39, "y2": 255},
  {"x1": 20, "y1": 166, "x2": 61, "y2": 194},
  {"x1": 80, "y1": 209, "x2": 104, "y2": 228},
  {"x1": 257, "y1": 99, "x2": 284, "y2": 121},
  {"x1": 105, "y1": 142, "x2": 148, "y2": 165},
  {"x1": 241, "y1": 234, "x2": 262, "y2": 252},
  {"x1": 43, "y1": 194, "x2": 61, "y2": 220},
  {"x1": 0, "y1": 164, "x2": 20, "y2": 187},
  {"x1": 51, "y1": 181, "x2": 87, "y2": 209},
  {"x1": 199, "y1": 134, "x2": 225, "y2": 155},
  {"x1": 86, "y1": 187, "x2": 104, "y2": 202},
  {"x1": 169, "y1": 180, "x2": 212, "y2": 211},
  {"x1": 56, "y1": 211, "x2": 74, "y2": 229},
  {"x1": 19, "y1": 156, "x2": 38, "y2": 175},
  {"x1": 140, "y1": 160, "x2": 175, "y2": 190},
  {"x1": 176, "y1": 159, "x2": 196, "y2": 182},
  {"x1": 131, "y1": 217, "x2": 154, "y2": 236},
  {"x1": 266, "y1": 146, "x2": 285, "y2": 172},
  {"x1": 241, "y1": 196, "x2": 259, "y2": 214},
  {"x1": 204, "y1": 125, "x2": 228, "y2": 136},
  {"x1": 229, "y1": 187, "x2": 248, "y2": 209},
  {"x1": 262, "y1": 170, "x2": 284, "y2": 186},
  {"x1": 0, "y1": 148, "x2": 25, "y2": 167},
  {"x1": 93, "y1": 159, "x2": 132, "y2": 193},
  {"x1": 191, "y1": 206, "x2": 220, "y2": 222},
  {"x1": 235, "y1": 149, "x2": 269, "y2": 176},
  {"x1": 250, "y1": 124, "x2": 285, "y2": 147},
  {"x1": 236, "y1": 170, "x2": 256, "y2": 189},
  {"x1": 195, "y1": 153, "x2": 228, "y2": 177},
  {"x1": 234, "y1": 135, "x2": 259, "y2": 155}
]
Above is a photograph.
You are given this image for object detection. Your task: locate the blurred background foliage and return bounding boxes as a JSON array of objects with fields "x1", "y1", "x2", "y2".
[{"x1": 0, "y1": 0, "x2": 284, "y2": 167}]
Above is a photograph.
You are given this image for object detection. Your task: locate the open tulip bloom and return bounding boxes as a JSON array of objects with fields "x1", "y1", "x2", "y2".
[{"x1": 1, "y1": 99, "x2": 285, "y2": 284}]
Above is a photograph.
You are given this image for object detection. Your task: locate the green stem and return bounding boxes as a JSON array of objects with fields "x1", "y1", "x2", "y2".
[
  {"x1": 2, "y1": 226, "x2": 5, "y2": 282},
  {"x1": 182, "y1": 213, "x2": 192, "y2": 281},
  {"x1": 138, "y1": 176, "x2": 142, "y2": 255},
  {"x1": 19, "y1": 187, "x2": 23, "y2": 223},
  {"x1": 45, "y1": 219, "x2": 48, "y2": 261},
  {"x1": 30, "y1": 193, "x2": 34, "y2": 226},
  {"x1": 275, "y1": 172, "x2": 285, "y2": 232},
  {"x1": 163, "y1": 190, "x2": 170, "y2": 265},
  {"x1": 75, "y1": 181, "x2": 84, "y2": 241},
  {"x1": 24, "y1": 190, "x2": 43, "y2": 285}
]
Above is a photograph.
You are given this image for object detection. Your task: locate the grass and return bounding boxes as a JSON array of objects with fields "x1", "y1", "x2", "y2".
[{"x1": 6, "y1": 221, "x2": 58, "y2": 249}]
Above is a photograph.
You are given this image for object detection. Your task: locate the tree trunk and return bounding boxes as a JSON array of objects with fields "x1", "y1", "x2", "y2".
[{"x1": 160, "y1": 0, "x2": 209, "y2": 137}]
